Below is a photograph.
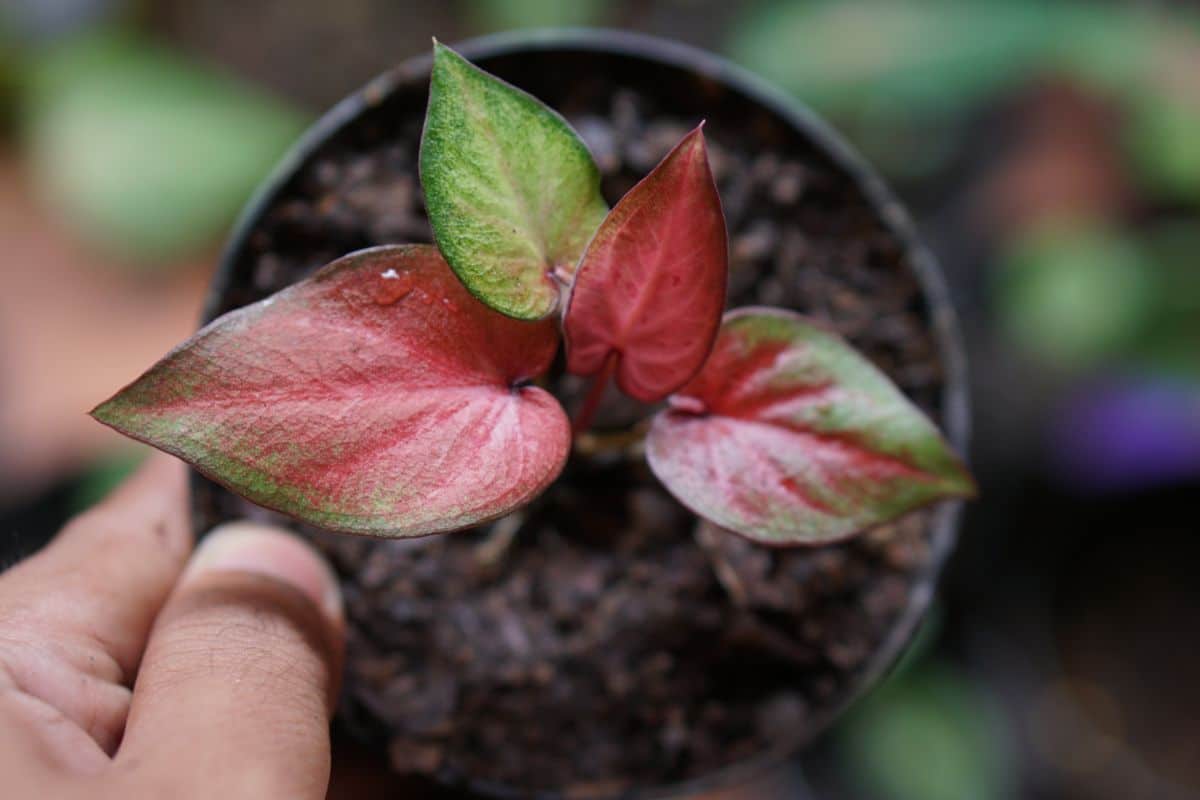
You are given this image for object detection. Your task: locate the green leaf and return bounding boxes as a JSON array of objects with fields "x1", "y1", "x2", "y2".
[
  {"x1": 994, "y1": 225, "x2": 1154, "y2": 370},
  {"x1": 837, "y1": 662, "x2": 1010, "y2": 800},
  {"x1": 647, "y1": 309, "x2": 975, "y2": 546},
  {"x1": 419, "y1": 41, "x2": 608, "y2": 320},
  {"x1": 23, "y1": 31, "x2": 308, "y2": 266},
  {"x1": 1127, "y1": 94, "x2": 1200, "y2": 201},
  {"x1": 464, "y1": 0, "x2": 608, "y2": 31},
  {"x1": 726, "y1": 0, "x2": 1051, "y2": 119},
  {"x1": 1135, "y1": 224, "x2": 1200, "y2": 376}
]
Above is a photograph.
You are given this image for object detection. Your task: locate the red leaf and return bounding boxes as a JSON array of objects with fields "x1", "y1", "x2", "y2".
[
  {"x1": 93, "y1": 245, "x2": 570, "y2": 537},
  {"x1": 646, "y1": 308, "x2": 976, "y2": 545},
  {"x1": 563, "y1": 124, "x2": 728, "y2": 403}
]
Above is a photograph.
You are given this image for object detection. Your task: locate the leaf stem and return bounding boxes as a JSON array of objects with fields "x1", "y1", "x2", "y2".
[{"x1": 573, "y1": 355, "x2": 617, "y2": 435}]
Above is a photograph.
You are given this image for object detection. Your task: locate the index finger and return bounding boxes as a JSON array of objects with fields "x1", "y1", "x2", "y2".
[{"x1": 0, "y1": 452, "x2": 191, "y2": 683}]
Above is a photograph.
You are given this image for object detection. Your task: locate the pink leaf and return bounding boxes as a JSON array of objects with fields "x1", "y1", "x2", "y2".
[
  {"x1": 646, "y1": 308, "x2": 976, "y2": 545},
  {"x1": 563, "y1": 124, "x2": 728, "y2": 403},
  {"x1": 92, "y1": 245, "x2": 570, "y2": 537}
]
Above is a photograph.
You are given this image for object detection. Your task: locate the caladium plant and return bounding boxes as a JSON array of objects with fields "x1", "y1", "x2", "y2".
[{"x1": 93, "y1": 42, "x2": 975, "y2": 547}]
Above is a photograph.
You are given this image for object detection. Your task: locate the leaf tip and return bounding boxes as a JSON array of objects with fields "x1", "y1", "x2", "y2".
[
  {"x1": 88, "y1": 394, "x2": 120, "y2": 426},
  {"x1": 672, "y1": 125, "x2": 717, "y2": 192},
  {"x1": 88, "y1": 390, "x2": 151, "y2": 449},
  {"x1": 944, "y1": 459, "x2": 980, "y2": 500},
  {"x1": 431, "y1": 38, "x2": 469, "y2": 73},
  {"x1": 684, "y1": 121, "x2": 708, "y2": 149},
  {"x1": 924, "y1": 435, "x2": 979, "y2": 502}
]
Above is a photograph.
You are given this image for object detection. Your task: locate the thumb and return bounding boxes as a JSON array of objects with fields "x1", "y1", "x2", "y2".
[{"x1": 115, "y1": 523, "x2": 344, "y2": 799}]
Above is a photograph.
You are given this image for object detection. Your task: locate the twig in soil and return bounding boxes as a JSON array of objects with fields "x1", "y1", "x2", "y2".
[
  {"x1": 728, "y1": 614, "x2": 817, "y2": 667},
  {"x1": 695, "y1": 521, "x2": 750, "y2": 606},
  {"x1": 573, "y1": 418, "x2": 652, "y2": 459},
  {"x1": 473, "y1": 511, "x2": 525, "y2": 567}
]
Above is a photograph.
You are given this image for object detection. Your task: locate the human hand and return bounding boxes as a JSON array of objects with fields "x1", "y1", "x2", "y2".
[{"x1": 0, "y1": 455, "x2": 344, "y2": 799}]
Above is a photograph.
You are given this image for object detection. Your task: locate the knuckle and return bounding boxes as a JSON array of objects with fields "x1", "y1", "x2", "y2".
[
  {"x1": 0, "y1": 626, "x2": 124, "y2": 689},
  {"x1": 64, "y1": 504, "x2": 189, "y2": 566},
  {"x1": 0, "y1": 633, "x2": 131, "y2": 755},
  {"x1": 0, "y1": 580, "x2": 128, "y2": 687}
]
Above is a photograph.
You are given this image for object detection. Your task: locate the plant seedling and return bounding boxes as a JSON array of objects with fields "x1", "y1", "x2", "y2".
[{"x1": 93, "y1": 41, "x2": 975, "y2": 546}]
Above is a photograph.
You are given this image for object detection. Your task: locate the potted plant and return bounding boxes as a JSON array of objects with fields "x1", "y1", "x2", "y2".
[{"x1": 93, "y1": 31, "x2": 974, "y2": 798}]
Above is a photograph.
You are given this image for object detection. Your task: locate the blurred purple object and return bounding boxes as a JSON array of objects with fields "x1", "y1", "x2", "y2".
[{"x1": 1050, "y1": 378, "x2": 1200, "y2": 491}]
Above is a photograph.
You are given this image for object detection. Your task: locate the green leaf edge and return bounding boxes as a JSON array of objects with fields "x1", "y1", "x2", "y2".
[
  {"x1": 89, "y1": 244, "x2": 571, "y2": 539},
  {"x1": 651, "y1": 307, "x2": 978, "y2": 547},
  {"x1": 419, "y1": 40, "x2": 608, "y2": 321}
]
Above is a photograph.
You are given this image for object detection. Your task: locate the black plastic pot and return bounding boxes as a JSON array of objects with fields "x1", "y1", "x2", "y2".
[{"x1": 196, "y1": 29, "x2": 970, "y2": 799}]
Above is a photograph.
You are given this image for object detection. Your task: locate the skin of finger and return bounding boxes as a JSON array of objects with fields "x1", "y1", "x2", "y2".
[
  {"x1": 0, "y1": 453, "x2": 189, "y2": 763},
  {"x1": 0, "y1": 639, "x2": 131, "y2": 754},
  {"x1": 0, "y1": 683, "x2": 111, "y2": 777},
  {"x1": 0, "y1": 453, "x2": 191, "y2": 681},
  {"x1": 116, "y1": 572, "x2": 342, "y2": 799},
  {"x1": 0, "y1": 712, "x2": 79, "y2": 798}
]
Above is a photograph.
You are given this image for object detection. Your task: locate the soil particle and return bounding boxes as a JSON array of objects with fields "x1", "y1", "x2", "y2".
[{"x1": 196, "y1": 52, "x2": 951, "y2": 794}]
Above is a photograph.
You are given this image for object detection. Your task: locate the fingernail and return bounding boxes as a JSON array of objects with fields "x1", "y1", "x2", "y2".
[{"x1": 186, "y1": 523, "x2": 342, "y2": 624}]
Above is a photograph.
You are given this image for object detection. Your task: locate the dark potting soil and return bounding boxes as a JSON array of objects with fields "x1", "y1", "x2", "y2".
[{"x1": 195, "y1": 53, "x2": 948, "y2": 795}]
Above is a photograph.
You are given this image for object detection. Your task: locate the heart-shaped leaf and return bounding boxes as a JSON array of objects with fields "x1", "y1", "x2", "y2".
[
  {"x1": 419, "y1": 41, "x2": 608, "y2": 321},
  {"x1": 646, "y1": 308, "x2": 975, "y2": 545},
  {"x1": 563, "y1": 125, "x2": 728, "y2": 403},
  {"x1": 92, "y1": 245, "x2": 570, "y2": 537}
]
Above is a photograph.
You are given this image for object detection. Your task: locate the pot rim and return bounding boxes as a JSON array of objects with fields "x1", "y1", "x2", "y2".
[{"x1": 210, "y1": 27, "x2": 971, "y2": 800}]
